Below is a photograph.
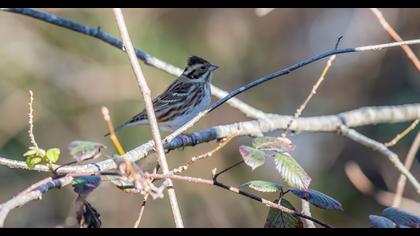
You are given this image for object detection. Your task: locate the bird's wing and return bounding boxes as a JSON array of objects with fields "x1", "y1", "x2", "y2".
[{"x1": 129, "y1": 79, "x2": 193, "y2": 122}]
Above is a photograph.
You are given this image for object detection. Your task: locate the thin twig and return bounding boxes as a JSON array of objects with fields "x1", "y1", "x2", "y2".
[
  {"x1": 392, "y1": 131, "x2": 420, "y2": 207},
  {"x1": 385, "y1": 118, "x2": 419, "y2": 147},
  {"x1": 171, "y1": 132, "x2": 238, "y2": 174},
  {"x1": 338, "y1": 125, "x2": 420, "y2": 194},
  {"x1": 147, "y1": 173, "x2": 332, "y2": 228},
  {"x1": 101, "y1": 106, "x2": 126, "y2": 155},
  {"x1": 0, "y1": 176, "x2": 74, "y2": 227},
  {"x1": 112, "y1": 8, "x2": 183, "y2": 228},
  {"x1": 133, "y1": 164, "x2": 159, "y2": 228},
  {"x1": 283, "y1": 55, "x2": 337, "y2": 136},
  {"x1": 370, "y1": 8, "x2": 420, "y2": 71},
  {"x1": 27, "y1": 90, "x2": 38, "y2": 149}
]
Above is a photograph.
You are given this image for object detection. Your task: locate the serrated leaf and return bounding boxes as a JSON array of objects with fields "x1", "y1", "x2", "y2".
[
  {"x1": 68, "y1": 141, "x2": 105, "y2": 163},
  {"x1": 239, "y1": 145, "x2": 265, "y2": 170},
  {"x1": 289, "y1": 188, "x2": 342, "y2": 210},
  {"x1": 45, "y1": 148, "x2": 60, "y2": 164},
  {"x1": 383, "y1": 208, "x2": 420, "y2": 228},
  {"x1": 240, "y1": 180, "x2": 284, "y2": 193},
  {"x1": 369, "y1": 215, "x2": 396, "y2": 228},
  {"x1": 72, "y1": 176, "x2": 101, "y2": 195},
  {"x1": 253, "y1": 136, "x2": 296, "y2": 152},
  {"x1": 26, "y1": 155, "x2": 43, "y2": 169},
  {"x1": 273, "y1": 152, "x2": 311, "y2": 190},
  {"x1": 264, "y1": 198, "x2": 303, "y2": 228}
]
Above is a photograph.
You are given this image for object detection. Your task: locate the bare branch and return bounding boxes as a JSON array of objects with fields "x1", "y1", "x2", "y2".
[
  {"x1": 148, "y1": 173, "x2": 332, "y2": 228},
  {"x1": 345, "y1": 161, "x2": 420, "y2": 214},
  {"x1": 112, "y1": 8, "x2": 183, "y2": 228},
  {"x1": 1, "y1": 104, "x2": 419, "y2": 174},
  {"x1": 338, "y1": 125, "x2": 420, "y2": 194},
  {"x1": 385, "y1": 119, "x2": 419, "y2": 147},
  {"x1": 283, "y1": 55, "x2": 337, "y2": 136},
  {"x1": 370, "y1": 8, "x2": 420, "y2": 71},
  {"x1": 0, "y1": 176, "x2": 74, "y2": 227},
  {"x1": 392, "y1": 132, "x2": 420, "y2": 207}
]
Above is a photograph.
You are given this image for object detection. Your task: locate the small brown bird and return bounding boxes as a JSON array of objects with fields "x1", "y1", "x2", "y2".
[{"x1": 105, "y1": 56, "x2": 218, "y2": 136}]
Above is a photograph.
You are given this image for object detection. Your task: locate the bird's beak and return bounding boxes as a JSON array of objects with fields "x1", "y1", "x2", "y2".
[{"x1": 210, "y1": 64, "x2": 219, "y2": 71}]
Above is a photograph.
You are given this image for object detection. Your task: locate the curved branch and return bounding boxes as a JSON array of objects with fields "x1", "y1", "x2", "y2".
[{"x1": 0, "y1": 176, "x2": 74, "y2": 227}]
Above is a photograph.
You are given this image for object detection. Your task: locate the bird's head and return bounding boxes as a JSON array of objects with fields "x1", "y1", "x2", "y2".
[{"x1": 182, "y1": 56, "x2": 218, "y2": 82}]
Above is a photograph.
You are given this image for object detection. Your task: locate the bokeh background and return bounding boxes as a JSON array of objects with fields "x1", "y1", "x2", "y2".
[{"x1": 0, "y1": 8, "x2": 419, "y2": 228}]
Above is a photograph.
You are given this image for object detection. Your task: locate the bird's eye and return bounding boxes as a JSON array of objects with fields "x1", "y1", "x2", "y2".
[{"x1": 200, "y1": 66, "x2": 206, "y2": 70}]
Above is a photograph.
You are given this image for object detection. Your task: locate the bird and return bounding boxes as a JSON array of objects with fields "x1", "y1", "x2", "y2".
[{"x1": 105, "y1": 56, "x2": 219, "y2": 137}]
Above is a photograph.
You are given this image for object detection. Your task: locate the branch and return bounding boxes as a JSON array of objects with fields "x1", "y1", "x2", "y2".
[
  {"x1": 345, "y1": 161, "x2": 420, "y2": 214},
  {"x1": 147, "y1": 173, "x2": 332, "y2": 228},
  {"x1": 1, "y1": 103, "x2": 419, "y2": 174},
  {"x1": 392, "y1": 131, "x2": 420, "y2": 207},
  {"x1": 0, "y1": 8, "x2": 265, "y2": 120},
  {"x1": 0, "y1": 176, "x2": 74, "y2": 227},
  {"x1": 338, "y1": 125, "x2": 420, "y2": 194},
  {"x1": 370, "y1": 8, "x2": 420, "y2": 71},
  {"x1": 112, "y1": 8, "x2": 183, "y2": 228}
]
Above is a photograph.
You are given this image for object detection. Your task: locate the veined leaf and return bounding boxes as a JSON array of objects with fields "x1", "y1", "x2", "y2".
[
  {"x1": 26, "y1": 155, "x2": 43, "y2": 169},
  {"x1": 239, "y1": 145, "x2": 265, "y2": 170},
  {"x1": 289, "y1": 188, "x2": 342, "y2": 210},
  {"x1": 240, "y1": 180, "x2": 285, "y2": 193},
  {"x1": 68, "y1": 141, "x2": 105, "y2": 163},
  {"x1": 264, "y1": 198, "x2": 303, "y2": 228},
  {"x1": 273, "y1": 152, "x2": 311, "y2": 190},
  {"x1": 383, "y1": 208, "x2": 420, "y2": 228},
  {"x1": 45, "y1": 148, "x2": 60, "y2": 164},
  {"x1": 252, "y1": 136, "x2": 296, "y2": 152},
  {"x1": 369, "y1": 215, "x2": 396, "y2": 228}
]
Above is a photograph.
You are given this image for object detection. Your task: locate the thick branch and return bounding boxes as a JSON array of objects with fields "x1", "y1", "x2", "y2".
[
  {"x1": 1, "y1": 103, "x2": 419, "y2": 174},
  {"x1": 0, "y1": 176, "x2": 73, "y2": 227}
]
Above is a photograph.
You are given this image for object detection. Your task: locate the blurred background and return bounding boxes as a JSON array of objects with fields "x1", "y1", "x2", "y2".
[{"x1": 0, "y1": 8, "x2": 419, "y2": 228}]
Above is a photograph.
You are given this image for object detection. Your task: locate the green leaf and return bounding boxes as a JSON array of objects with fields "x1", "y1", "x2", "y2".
[
  {"x1": 264, "y1": 198, "x2": 303, "y2": 228},
  {"x1": 383, "y1": 208, "x2": 420, "y2": 228},
  {"x1": 239, "y1": 145, "x2": 265, "y2": 170},
  {"x1": 26, "y1": 155, "x2": 43, "y2": 169},
  {"x1": 23, "y1": 147, "x2": 38, "y2": 157},
  {"x1": 273, "y1": 152, "x2": 311, "y2": 190},
  {"x1": 68, "y1": 141, "x2": 105, "y2": 163},
  {"x1": 45, "y1": 148, "x2": 60, "y2": 164},
  {"x1": 252, "y1": 136, "x2": 296, "y2": 152},
  {"x1": 240, "y1": 180, "x2": 285, "y2": 193},
  {"x1": 369, "y1": 215, "x2": 396, "y2": 228},
  {"x1": 289, "y1": 188, "x2": 343, "y2": 210}
]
